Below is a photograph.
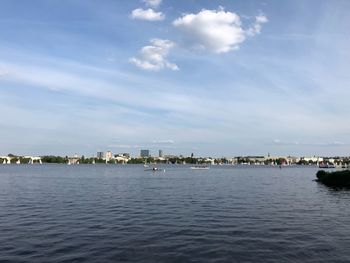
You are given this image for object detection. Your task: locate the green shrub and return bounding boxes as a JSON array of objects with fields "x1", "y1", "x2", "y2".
[{"x1": 316, "y1": 170, "x2": 350, "y2": 187}]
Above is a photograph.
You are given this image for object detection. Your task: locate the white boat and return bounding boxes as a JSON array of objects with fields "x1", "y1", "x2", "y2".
[{"x1": 190, "y1": 165, "x2": 210, "y2": 170}]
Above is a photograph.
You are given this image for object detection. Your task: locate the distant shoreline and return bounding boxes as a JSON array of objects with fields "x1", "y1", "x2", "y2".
[{"x1": 1, "y1": 154, "x2": 349, "y2": 167}]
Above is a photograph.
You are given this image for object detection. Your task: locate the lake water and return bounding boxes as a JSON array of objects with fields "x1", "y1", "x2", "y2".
[{"x1": 0, "y1": 164, "x2": 350, "y2": 262}]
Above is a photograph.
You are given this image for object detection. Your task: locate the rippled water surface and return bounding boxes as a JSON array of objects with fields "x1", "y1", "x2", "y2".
[{"x1": 1, "y1": 165, "x2": 350, "y2": 262}]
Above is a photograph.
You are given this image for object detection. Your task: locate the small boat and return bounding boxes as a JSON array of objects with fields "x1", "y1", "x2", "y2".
[
  {"x1": 144, "y1": 167, "x2": 165, "y2": 172},
  {"x1": 319, "y1": 163, "x2": 335, "y2": 169},
  {"x1": 190, "y1": 165, "x2": 210, "y2": 170}
]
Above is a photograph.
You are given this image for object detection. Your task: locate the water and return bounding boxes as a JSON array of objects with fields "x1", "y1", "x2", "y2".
[{"x1": 0, "y1": 165, "x2": 350, "y2": 262}]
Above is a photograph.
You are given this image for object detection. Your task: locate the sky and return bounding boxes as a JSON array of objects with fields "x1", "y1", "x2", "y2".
[{"x1": 0, "y1": 0, "x2": 349, "y2": 157}]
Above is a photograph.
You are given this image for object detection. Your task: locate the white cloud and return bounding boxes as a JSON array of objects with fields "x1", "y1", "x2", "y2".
[
  {"x1": 173, "y1": 8, "x2": 268, "y2": 53},
  {"x1": 152, "y1": 139, "x2": 175, "y2": 144},
  {"x1": 272, "y1": 139, "x2": 347, "y2": 147},
  {"x1": 0, "y1": 67, "x2": 8, "y2": 77},
  {"x1": 173, "y1": 8, "x2": 245, "y2": 53},
  {"x1": 108, "y1": 144, "x2": 143, "y2": 149},
  {"x1": 143, "y1": 0, "x2": 162, "y2": 8},
  {"x1": 130, "y1": 39, "x2": 178, "y2": 71},
  {"x1": 246, "y1": 15, "x2": 268, "y2": 36},
  {"x1": 131, "y1": 8, "x2": 165, "y2": 21},
  {"x1": 256, "y1": 15, "x2": 268, "y2": 24}
]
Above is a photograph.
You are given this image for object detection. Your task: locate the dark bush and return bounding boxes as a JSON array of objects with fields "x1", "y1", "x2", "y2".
[
  {"x1": 316, "y1": 170, "x2": 327, "y2": 180},
  {"x1": 316, "y1": 170, "x2": 350, "y2": 187}
]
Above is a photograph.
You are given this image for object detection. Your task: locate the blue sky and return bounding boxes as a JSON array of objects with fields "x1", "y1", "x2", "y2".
[{"x1": 0, "y1": 0, "x2": 349, "y2": 157}]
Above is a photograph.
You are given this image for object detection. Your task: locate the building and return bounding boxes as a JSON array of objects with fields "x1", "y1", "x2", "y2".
[
  {"x1": 115, "y1": 155, "x2": 131, "y2": 164},
  {"x1": 140, "y1": 149, "x2": 150, "y2": 158},
  {"x1": 97, "y1": 152, "x2": 105, "y2": 159},
  {"x1": 68, "y1": 155, "x2": 80, "y2": 165},
  {"x1": 105, "y1": 151, "x2": 113, "y2": 161},
  {"x1": 159, "y1": 150, "x2": 163, "y2": 158},
  {"x1": 115, "y1": 153, "x2": 130, "y2": 158},
  {"x1": 302, "y1": 156, "x2": 323, "y2": 163}
]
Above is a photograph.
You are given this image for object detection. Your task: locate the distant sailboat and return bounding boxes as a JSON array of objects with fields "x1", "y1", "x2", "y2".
[{"x1": 144, "y1": 167, "x2": 165, "y2": 172}]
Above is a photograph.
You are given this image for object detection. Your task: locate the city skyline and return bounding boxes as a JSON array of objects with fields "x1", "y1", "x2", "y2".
[{"x1": 1, "y1": 0, "x2": 350, "y2": 157}]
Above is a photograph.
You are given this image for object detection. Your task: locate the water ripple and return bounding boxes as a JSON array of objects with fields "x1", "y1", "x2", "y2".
[{"x1": 0, "y1": 165, "x2": 350, "y2": 262}]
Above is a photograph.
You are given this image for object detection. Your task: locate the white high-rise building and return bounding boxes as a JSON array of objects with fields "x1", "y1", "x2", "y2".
[{"x1": 105, "y1": 151, "x2": 113, "y2": 161}]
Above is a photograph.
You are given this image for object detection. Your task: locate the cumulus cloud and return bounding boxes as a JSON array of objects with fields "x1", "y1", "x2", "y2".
[
  {"x1": 173, "y1": 8, "x2": 267, "y2": 53},
  {"x1": 130, "y1": 39, "x2": 178, "y2": 71},
  {"x1": 173, "y1": 8, "x2": 245, "y2": 53},
  {"x1": 131, "y1": 8, "x2": 165, "y2": 21},
  {"x1": 143, "y1": 0, "x2": 162, "y2": 8},
  {"x1": 246, "y1": 15, "x2": 268, "y2": 36}
]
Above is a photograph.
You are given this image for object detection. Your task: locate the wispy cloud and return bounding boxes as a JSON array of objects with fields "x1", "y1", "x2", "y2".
[
  {"x1": 130, "y1": 39, "x2": 178, "y2": 71},
  {"x1": 108, "y1": 144, "x2": 143, "y2": 149},
  {"x1": 151, "y1": 139, "x2": 175, "y2": 144},
  {"x1": 0, "y1": 56, "x2": 213, "y2": 121},
  {"x1": 272, "y1": 139, "x2": 347, "y2": 147},
  {"x1": 131, "y1": 8, "x2": 165, "y2": 21},
  {"x1": 246, "y1": 15, "x2": 268, "y2": 36},
  {"x1": 0, "y1": 66, "x2": 8, "y2": 77},
  {"x1": 2, "y1": 55, "x2": 349, "y2": 149}
]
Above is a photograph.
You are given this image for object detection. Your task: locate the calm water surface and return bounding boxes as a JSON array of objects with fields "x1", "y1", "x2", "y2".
[{"x1": 0, "y1": 165, "x2": 350, "y2": 262}]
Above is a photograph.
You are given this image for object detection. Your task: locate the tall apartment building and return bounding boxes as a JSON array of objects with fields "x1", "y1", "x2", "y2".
[
  {"x1": 97, "y1": 152, "x2": 105, "y2": 159},
  {"x1": 140, "y1": 149, "x2": 150, "y2": 158}
]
